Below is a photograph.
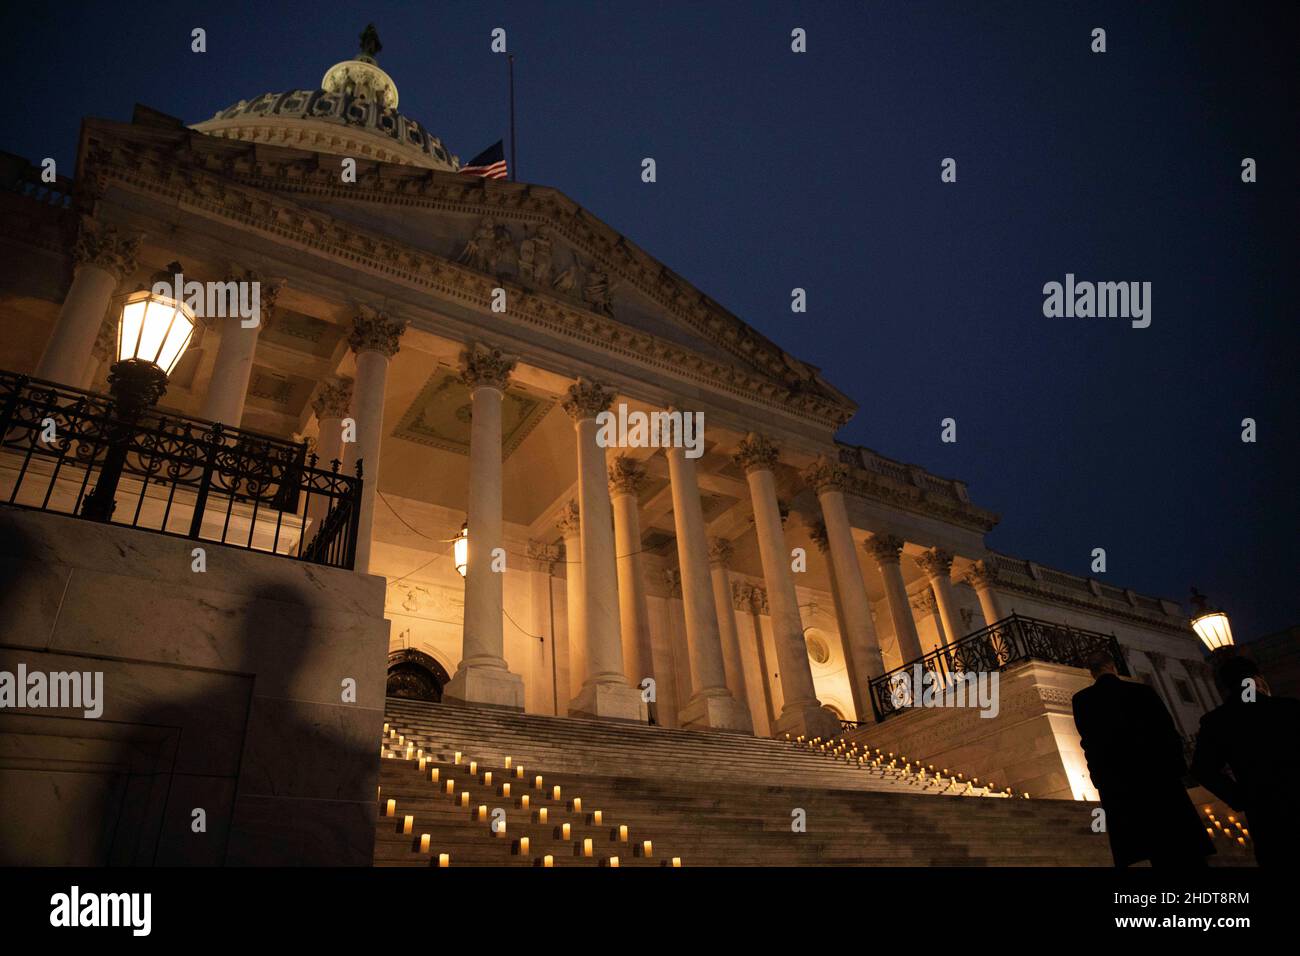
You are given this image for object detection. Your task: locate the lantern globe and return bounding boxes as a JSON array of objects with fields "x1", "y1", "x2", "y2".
[
  {"x1": 117, "y1": 288, "x2": 197, "y2": 376},
  {"x1": 1191, "y1": 610, "x2": 1234, "y2": 652},
  {"x1": 454, "y1": 521, "x2": 468, "y2": 577}
]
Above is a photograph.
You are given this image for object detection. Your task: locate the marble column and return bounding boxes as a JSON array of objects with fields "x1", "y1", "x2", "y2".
[
  {"x1": 707, "y1": 539, "x2": 752, "y2": 716},
  {"x1": 965, "y1": 560, "x2": 1005, "y2": 627},
  {"x1": 199, "y1": 271, "x2": 280, "y2": 427},
  {"x1": 556, "y1": 501, "x2": 582, "y2": 710},
  {"x1": 445, "y1": 346, "x2": 525, "y2": 709},
  {"x1": 1144, "y1": 651, "x2": 1188, "y2": 736},
  {"x1": 608, "y1": 456, "x2": 656, "y2": 698},
  {"x1": 82, "y1": 316, "x2": 117, "y2": 390},
  {"x1": 561, "y1": 380, "x2": 645, "y2": 721},
  {"x1": 809, "y1": 521, "x2": 871, "y2": 724},
  {"x1": 664, "y1": 435, "x2": 752, "y2": 733},
  {"x1": 805, "y1": 456, "x2": 886, "y2": 721},
  {"x1": 917, "y1": 548, "x2": 962, "y2": 646},
  {"x1": 36, "y1": 217, "x2": 141, "y2": 387},
  {"x1": 866, "y1": 534, "x2": 925, "y2": 664},
  {"x1": 734, "y1": 432, "x2": 838, "y2": 739},
  {"x1": 306, "y1": 378, "x2": 353, "y2": 530},
  {"x1": 342, "y1": 307, "x2": 405, "y2": 574}
]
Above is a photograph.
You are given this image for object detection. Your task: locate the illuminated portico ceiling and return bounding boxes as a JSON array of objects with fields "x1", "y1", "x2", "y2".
[{"x1": 393, "y1": 367, "x2": 554, "y2": 458}]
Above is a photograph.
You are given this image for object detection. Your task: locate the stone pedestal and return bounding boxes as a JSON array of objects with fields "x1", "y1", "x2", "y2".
[
  {"x1": 443, "y1": 664, "x2": 526, "y2": 712},
  {"x1": 568, "y1": 681, "x2": 648, "y2": 723}
]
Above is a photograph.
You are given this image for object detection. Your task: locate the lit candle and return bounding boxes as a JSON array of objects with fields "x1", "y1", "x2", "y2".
[
  {"x1": 572, "y1": 797, "x2": 582, "y2": 812},
  {"x1": 543, "y1": 855, "x2": 554, "y2": 868},
  {"x1": 561, "y1": 823, "x2": 571, "y2": 839},
  {"x1": 459, "y1": 791, "x2": 469, "y2": 807},
  {"x1": 642, "y1": 840, "x2": 653, "y2": 857},
  {"x1": 477, "y1": 805, "x2": 488, "y2": 821},
  {"x1": 671, "y1": 857, "x2": 681, "y2": 868},
  {"x1": 535, "y1": 775, "x2": 544, "y2": 790},
  {"x1": 521, "y1": 794, "x2": 530, "y2": 809},
  {"x1": 553, "y1": 785, "x2": 561, "y2": 800},
  {"x1": 384, "y1": 722, "x2": 389, "y2": 733},
  {"x1": 609, "y1": 856, "x2": 620, "y2": 868},
  {"x1": 445, "y1": 780, "x2": 455, "y2": 794},
  {"x1": 504, "y1": 756, "x2": 512, "y2": 768},
  {"x1": 403, "y1": 815, "x2": 413, "y2": 834},
  {"x1": 583, "y1": 838, "x2": 593, "y2": 858},
  {"x1": 406, "y1": 744, "x2": 414, "y2": 759},
  {"x1": 1237, "y1": 837, "x2": 1245, "y2": 846},
  {"x1": 431, "y1": 768, "x2": 439, "y2": 783},
  {"x1": 538, "y1": 807, "x2": 548, "y2": 823},
  {"x1": 484, "y1": 771, "x2": 493, "y2": 786},
  {"x1": 419, "y1": 757, "x2": 427, "y2": 771},
  {"x1": 420, "y1": 834, "x2": 431, "y2": 852},
  {"x1": 454, "y1": 751, "x2": 462, "y2": 764},
  {"x1": 398, "y1": 735, "x2": 404, "y2": 744},
  {"x1": 495, "y1": 820, "x2": 507, "y2": 836},
  {"x1": 516, "y1": 766, "x2": 524, "y2": 778},
  {"x1": 520, "y1": 836, "x2": 530, "y2": 854},
  {"x1": 469, "y1": 760, "x2": 477, "y2": 775},
  {"x1": 438, "y1": 853, "x2": 450, "y2": 868},
  {"x1": 593, "y1": 810, "x2": 603, "y2": 825},
  {"x1": 502, "y1": 782, "x2": 511, "y2": 797},
  {"x1": 619, "y1": 825, "x2": 628, "y2": 842},
  {"x1": 385, "y1": 799, "x2": 396, "y2": 817}
]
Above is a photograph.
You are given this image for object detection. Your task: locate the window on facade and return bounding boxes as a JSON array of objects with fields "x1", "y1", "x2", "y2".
[{"x1": 1173, "y1": 678, "x2": 1195, "y2": 704}]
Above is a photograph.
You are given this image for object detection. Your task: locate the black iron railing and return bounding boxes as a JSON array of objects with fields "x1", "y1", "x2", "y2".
[
  {"x1": 868, "y1": 613, "x2": 1129, "y2": 722},
  {"x1": 0, "y1": 370, "x2": 362, "y2": 569}
]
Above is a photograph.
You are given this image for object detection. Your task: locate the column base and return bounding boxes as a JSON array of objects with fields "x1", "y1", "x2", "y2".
[
  {"x1": 678, "y1": 692, "x2": 754, "y2": 735},
  {"x1": 772, "y1": 700, "x2": 842, "y2": 740},
  {"x1": 443, "y1": 665, "x2": 525, "y2": 711},
  {"x1": 569, "y1": 681, "x2": 648, "y2": 723}
]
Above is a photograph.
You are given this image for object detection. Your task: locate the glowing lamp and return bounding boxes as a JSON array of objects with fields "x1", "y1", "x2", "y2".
[
  {"x1": 454, "y1": 521, "x2": 469, "y2": 577},
  {"x1": 1189, "y1": 589, "x2": 1234, "y2": 652}
]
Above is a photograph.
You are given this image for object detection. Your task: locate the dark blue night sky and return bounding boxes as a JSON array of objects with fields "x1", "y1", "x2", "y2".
[{"x1": 2, "y1": 2, "x2": 1295, "y2": 641}]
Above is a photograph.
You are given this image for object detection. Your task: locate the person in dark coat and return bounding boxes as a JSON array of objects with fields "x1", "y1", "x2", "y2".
[
  {"x1": 1192, "y1": 654, "x2": 1300, "y2": 867},
  {"x1": 1071, "y1": 650, "x2": 1213, "y2": 867}
]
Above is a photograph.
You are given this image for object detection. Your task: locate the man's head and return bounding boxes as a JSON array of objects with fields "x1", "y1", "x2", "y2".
[
  {"x1": 1083, "y1": 647, "x2": 1120, "y2": 679},
  {"x1": 1212, "y1": 653, "x2": 1265, "y2": 702}
]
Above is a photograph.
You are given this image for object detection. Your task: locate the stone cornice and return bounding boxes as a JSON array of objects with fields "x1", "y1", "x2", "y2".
[
  {"x1": 82, "y1": 124, "x2": 855, "y2": 429},
  {"x1": 836, "y1": 443, "x2": 999, "y2": 535}
]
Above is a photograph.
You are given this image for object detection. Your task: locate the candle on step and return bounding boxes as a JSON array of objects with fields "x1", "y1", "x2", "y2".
[
  {"x1": 438, "y1": 853, "x2": 450, "y2": 868},
  {"x1": 477, "y1": 805, "x2": 488, "y2": 821},
  {"x1": 385, "y1": 799, "x2": 396, "y2": 817},
  {"x1": 419, "y1": 757, "x2": 427, "y2": 771},
  {"x1": 642, "y1": 840, "x2": 653, "y2": 857},
  {"x1": 459, "y1": 792, "x2": 469, "y2": 807},
  {"x1": 519, "y1": 836, "x2": 530, "y2": 854},
  {"x1": 608, "y1": 856, "x2": 619, "y2": 868},
  {"x1": 502, "y1": 782, "x2": 511, "y2": 797},
  {"x1": 582, "y1": 838, "x2": 593, "y2": 858},
  {"x1": 504, "y1": 756, "x2": 512, "y2": 768},
  {"x1": 419, "y1": 834, "x2": 430, "y2": 853},
  {"x1": 484, "y1": 772, "x2": 493, "y2": 786},
  {"x1": 469, "y1": 760, "x2": 477, "y2": 775},
  {"x1": 561, "y1": 823, "x2": 571, "y2": 839},
  {"x1": 535, "y1": 775, "x2": 544, "y2": 790},
  {"x1": 538, "y1": 807, "x2": 548, "y2": 823},
  {"x1": 671, "y1": 857, "x2": 681, "y2": 868},
  {"x1": 445, "y1": 780, "x2": 455, "y2": 794},
  {"x1": 593, "y1": 810, "x2": 602, "y2": 825},
  {"x1": 516, "y1": 766, "x2": 524, "y2": 778},
  {"x1": 572, "y1": 797, "x2": 581, "y2": 812},
  {"x1": 618, "y1": 825, "x2": 628, "y2": 842},
  {"x1": 403, "y1": 815, "x2": 413, "y2": 834},
  {"x1": 430, "y1": 768, "x2": 439, "y2": 782},
  {"x1": 543, "y1": 855, "x2": 554, "y2": 868},
  {"x1": 454, "y1": 751, "x2": 462, "y2": 764},
  {"x1": 521, "y1": 794, "x2": 530, "y2": 809},
  {"x1": 552, "y1": 785, "x2": 561, "y2": 800}
]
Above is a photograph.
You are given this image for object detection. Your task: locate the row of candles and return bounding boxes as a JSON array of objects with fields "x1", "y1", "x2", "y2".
[
  {"x1": 381, "y1": 725, "x2": 681, "y2": 866},
  {"x1": 1202, "y1": 806, "x2": 1250, "y2": 846},
  {"x1": 786, "y1": 732, "x2": 1030, "y2": 799}
]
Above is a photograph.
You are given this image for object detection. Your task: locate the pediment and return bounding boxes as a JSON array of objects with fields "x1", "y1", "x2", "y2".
[{"x1": 78, "y1": 117, "x2": 856, "y2": 428}]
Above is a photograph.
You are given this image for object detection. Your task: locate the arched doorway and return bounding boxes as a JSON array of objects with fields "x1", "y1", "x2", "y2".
[{"x1": 386, "y1": 648, "x2": 451, "y2": 702}]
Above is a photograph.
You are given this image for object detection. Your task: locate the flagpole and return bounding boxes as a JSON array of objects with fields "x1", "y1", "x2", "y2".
[{"x1": 508, "y1": 53, "x2": 517, "y2": 182}]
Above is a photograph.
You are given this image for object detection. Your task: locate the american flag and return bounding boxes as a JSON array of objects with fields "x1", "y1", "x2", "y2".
[{"x1": 458, "y1": 141, "x2": 508, "y2": 180}]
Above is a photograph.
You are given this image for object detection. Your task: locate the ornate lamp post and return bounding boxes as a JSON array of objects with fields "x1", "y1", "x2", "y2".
[
  {"x1": 1189, "y1": 587, "x2": 1235, "y2": 655},
  {"x1": 80, "y1": 263, "x2": 196, "y2": 521}
]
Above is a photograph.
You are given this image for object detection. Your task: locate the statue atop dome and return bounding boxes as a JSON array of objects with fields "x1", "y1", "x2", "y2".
[{"x1": 358, "y1": 23, "x2": 382, "y2": 62}]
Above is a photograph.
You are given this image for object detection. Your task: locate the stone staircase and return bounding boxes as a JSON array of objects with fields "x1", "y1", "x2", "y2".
[{"x1": 375, "y1": 698, "x2": 1119, "y2": 866}]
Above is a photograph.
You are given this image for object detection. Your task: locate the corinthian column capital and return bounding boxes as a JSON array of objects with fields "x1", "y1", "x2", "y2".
[
  {"x1": 607, "y1": 454, "x2": 646, "y2": 496},
  {"x1": 916, "y1": 547, "x2": 954, "y2": 579},
  {"x1": 555, "y1": 499, "x2": 581, "y2": 537},
  {"x1": 964, "y1": 559, "x2": 1000, "y2": 589},
  {"x1": 865, "y1": 534, "x2": 905, "y2": 566},
  {"x1": 562, "y1": 377, "x2": 616, "y2": 421},
  {"x1": 733, "y1": 431, "x2": 780, "y2": 474},
  {"x1": 72, "y1": 215, "x2": 141, "y2": 282},
  {"x1": 803, "y1": 455, "x2": 849, "y2": 494},
  {"x1": 708, "y1": 537, "x2": 734, "y2": 568},
  {"x1": 460, "y1": 344, "x2": 516, "y2": 392},
  {"x1": 807, "y1": 519, "x2": 830, "y2": 553},
  {"x1": 311, "y1": 378, "x2": 353, "y2": 420},
  {"x1": 348, "y1": 306, "x2": 407, "y2": 357}
]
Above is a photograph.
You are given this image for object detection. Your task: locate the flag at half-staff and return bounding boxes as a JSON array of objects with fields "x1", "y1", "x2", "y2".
[{"x1": 458, "y1": 141, "x2": 508, "y2": 180}]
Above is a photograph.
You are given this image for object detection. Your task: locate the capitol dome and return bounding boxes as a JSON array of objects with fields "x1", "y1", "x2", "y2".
[{"x1": 191, "y1": 24, "x2": 459, "y2": 171}]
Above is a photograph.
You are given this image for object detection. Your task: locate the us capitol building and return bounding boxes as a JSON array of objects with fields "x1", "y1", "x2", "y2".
[{"x1": 0, "y1": 30, "x2": 1227, "y2": 866}]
